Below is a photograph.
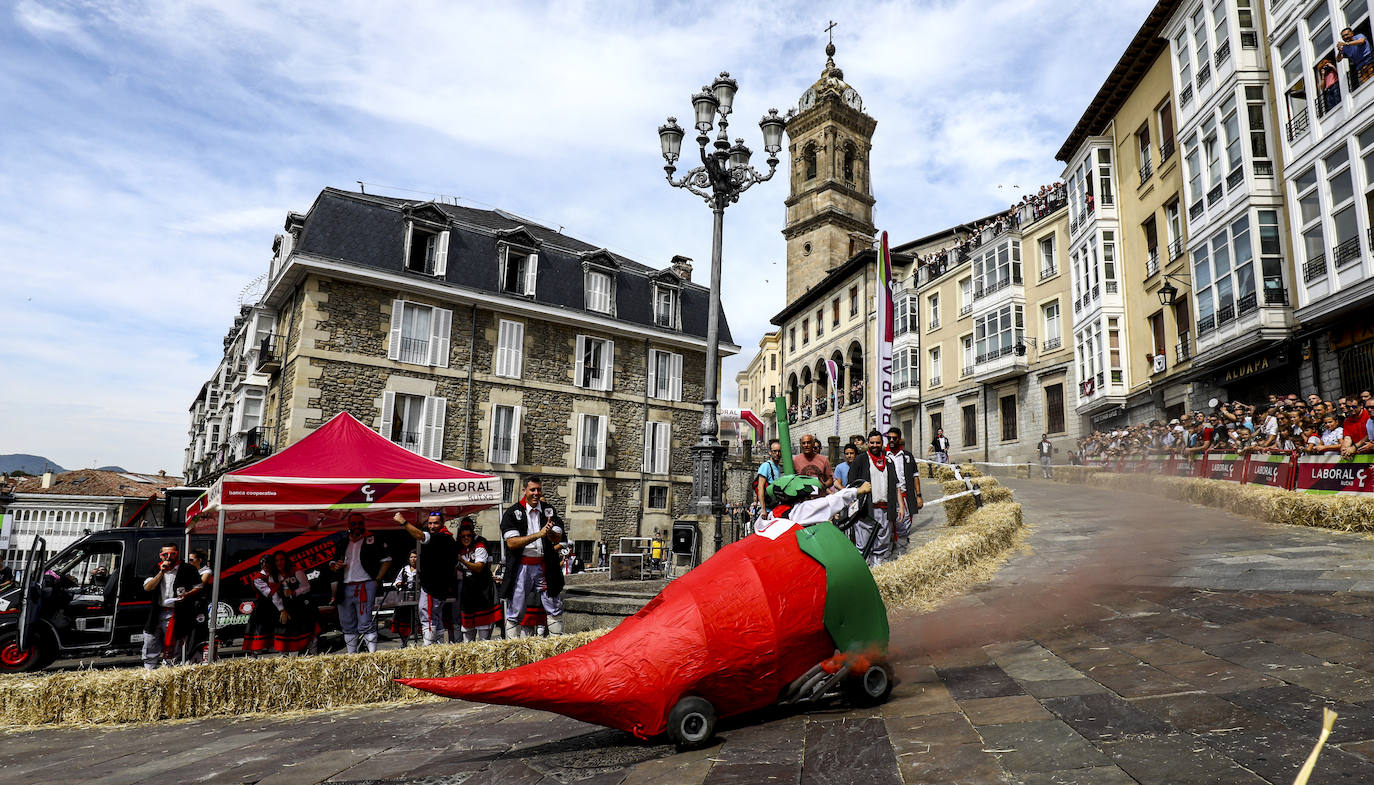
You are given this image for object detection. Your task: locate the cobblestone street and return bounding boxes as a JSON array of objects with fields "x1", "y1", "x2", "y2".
[{"x1": 9, "y1": 478, "x2": 1374, "y2": 785}]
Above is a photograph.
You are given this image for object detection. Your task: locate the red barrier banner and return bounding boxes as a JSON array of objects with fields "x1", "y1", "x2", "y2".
[
  {"x1": 1205, "y1": 453, "x2": 1246, "y2": 483},
  {"x1": 1294, "y1": 455, "x2": 1374, "y2": 495},
  {"x1": 1144, "y1": 455, "x2": 1171, "y2": 475},
  {"x1": 1191, "y1": 454, "x2": 1210, "y2": 477},
  {"x1": 1243, "y1": 452, "x2": 1298, "y2": 490}
]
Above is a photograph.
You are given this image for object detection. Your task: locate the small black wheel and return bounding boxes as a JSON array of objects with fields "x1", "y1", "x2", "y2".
[
  {"x1": 666, "y1": 696, "x2": 716, "y2": 749},
  {"x1": 845, "y1": 663, "x2": 894, "y2": 706}
]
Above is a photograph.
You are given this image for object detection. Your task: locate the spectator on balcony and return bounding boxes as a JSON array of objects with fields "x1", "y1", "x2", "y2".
[
  {"x1": 1319, "y1": 59, "x2": 1341, "y2": 110},
  {"x1": 1338, "y1": 28, "x2": 1374, "y2": 80}
]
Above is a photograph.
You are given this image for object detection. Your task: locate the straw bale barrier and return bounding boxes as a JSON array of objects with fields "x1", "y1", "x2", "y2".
[
  {"x1": 872, "y1": 501, "x2": 1026, "y2": 609},
  {"x1": 0, "y1": 630, "x2": 605, "y2": 727},
  {"x1": 1049, "y1": 470, "x2": 1374, "y2": 534},
  {"x1": 977, "y1": 463, "x2": 1033, "y2": 480},
  {"x1": 940, "y1": 477, "x2": 1013, "y2": 526},
  {"x1": 1, "y1": 483, "x2": 1031, "y2": 728}
]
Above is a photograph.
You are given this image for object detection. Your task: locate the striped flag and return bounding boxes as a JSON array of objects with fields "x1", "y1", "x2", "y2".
[
  {"x1": 825, "y1": 358, "x2": 841, "y2": 437},
  {"x1": 874, "y1": 230, "x2": 894, "y2": 433}
]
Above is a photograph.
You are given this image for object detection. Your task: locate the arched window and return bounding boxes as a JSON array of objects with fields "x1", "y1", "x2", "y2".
[
  {"x1": 804, "y1": 143, "x2": 818, "y2": 180},
  {"x1": 843, "y1": 143, "x2": 856, "y2": 181}
]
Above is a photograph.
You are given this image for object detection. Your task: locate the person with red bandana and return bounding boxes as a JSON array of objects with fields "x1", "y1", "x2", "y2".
[
  {"x1": 327, "y1": 512, "x2": 392, "y2": 653},
  {"x1": 500, "y1": 476, "x2": 565, "y2": 638},
  {"x1": 140, "y1": 543, "x2": 200, "y2": 669},
  {"x1": 845, "y1": 430, "x2": 904, "y2": 566}
]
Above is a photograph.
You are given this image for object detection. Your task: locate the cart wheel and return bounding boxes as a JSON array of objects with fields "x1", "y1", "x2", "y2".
[
  {"x1": 666, "y1": 696, "x2": 716, "y2": 749},
  {"x1": 845, "y1": 663, "x2": 894, "y2": 706}
]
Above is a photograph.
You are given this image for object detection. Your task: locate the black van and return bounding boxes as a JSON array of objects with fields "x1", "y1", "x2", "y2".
[{"x1": 0, "y1": 526, "x2": 414, "y2": 672}]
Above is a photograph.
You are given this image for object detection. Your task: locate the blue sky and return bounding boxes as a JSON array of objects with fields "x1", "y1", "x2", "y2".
[{"x1": 1, "y1": 0, "x2": 1156, "y2": 473}]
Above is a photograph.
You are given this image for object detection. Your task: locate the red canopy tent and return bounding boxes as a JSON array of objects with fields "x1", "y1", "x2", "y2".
[{"x1": 187, "y1": 411, "x2": 502, "y2": 658}]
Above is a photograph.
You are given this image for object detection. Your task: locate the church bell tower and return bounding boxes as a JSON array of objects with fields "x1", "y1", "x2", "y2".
[{"x1": 782, "y1": 39, "x2": 877, "y2": 304}]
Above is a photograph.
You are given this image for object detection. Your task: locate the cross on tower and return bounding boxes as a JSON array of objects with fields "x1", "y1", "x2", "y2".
[{"x1": 824, "y1": 20, "x2": 837, "y2": 44}]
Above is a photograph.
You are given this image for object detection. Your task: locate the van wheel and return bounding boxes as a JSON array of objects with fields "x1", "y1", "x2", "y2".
[
  {"x1": 666, "y1": 696, "x2": 716, "y2": 750},
  {"x1": 0, "y1": 631, "x2": 49, "y2": 673}
]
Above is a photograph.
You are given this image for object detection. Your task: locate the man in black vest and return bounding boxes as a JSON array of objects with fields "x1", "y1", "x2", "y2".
[
  {"x1": 930, "y1": 428, "x2": 951, "y2": 464},
  {"x1": 395, "y1": 511, "x2": 459, "y2": 646},
  {"x1": 846, "y1": 430, "x2": 904, "y2": 566},
  {"x1": 141, "y1": 543, "x2": 202, "y2": 669},
  {"x1": 500, "y1": 475, "x2": 565, "y2": 638},
  {"x1": 886, "y1": 426, "x2": 922, "y2": 553},
  {"x1": 328, "y1": 512, "x2": 392, "y2": 653}
]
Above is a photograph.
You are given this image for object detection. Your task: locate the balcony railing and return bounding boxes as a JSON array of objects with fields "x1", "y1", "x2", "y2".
[
  {"x1": 928, "y1": 376, "x2": 941, "y2": 388},
  {"x1": 1040, "y1": 264, "x2": 1058, "y2": 281},
  {"x1": 1240, "y1": 31, "x2": 1258, "y2": 49},
  {"x1": 1189, "y1": 200, "x2": 1205, "y2": 221},
  {"x1": 1237, "y1": 291, "x2": 1258, "y2": 316},
  {"x1": 1069, "y1": 216, "x2": 1080, "y2": 234},
  {"x1": 398, "y1": 336, "x2": 430, "y2": 365},
  {"x1": 1217, "y1": 303, "x2": 1235, "y2": 324},
  {"x1": 1176, "y1": 334, "x2": 1192, "y2": 363},
  {"x1": 1091, "y1": 283, "x2": 1100, "y2": 300},
  {"x1": 1352, "y1": 62, "x2": 1374, "y2": 94},
  {"x1": 960, "y1": 303, "x2": 972, "y2": 317},
  {"x1": 1180, "y1": 83, "x2": 1194, "y2": 106},
  {"x1": 1315, "y1": 85, "x2": 1341, "y2": 118},
  {"x1": 1196, "y1": 62, "x2": 1211, "y2": 87},
  {"x1": 1334, "y1": 236, "x2": 1362, "y2": 267},
  {"x1": 1254, "y1": 160, "x2": 1274, "y2": 178},
  {"x1": 929, "y1": 319, "x2": 941, "y2": 331},
  {"x1": 391, "y1": 431, "x2": 422, "y2": 451},
  {"x1": 1214, "y1": 39, "x2": 1231, "y2": 68},
  {"x1": 972, "y1": 275, "x2": 1021, "y2": 301},
  {"x1": 255, "y1": 334, "x2": 281, "y2": 373},
  {"x1": 1160, "y1": 139, "x2": 1175, "y2": 162},
  {"x1": 1145, "y1": 250, "x2": 1159, "y2": 277},
  {"x1": 1303, "y1": 254, "x2": 1327, "y2": 282},
  {"x1": 1207, "y1": 183, "x2": 1224, "y2": 205},
  {"x1": 1101, "y1": 192, "x2": 1114, "y2": 207},
  {"x1": 1226, "y1": 167, "x2": 1243, "y2": 191},
  {"x1": 976, "y1": 345, "x2": 1016, "y2": 364},
  {"x1": 1198, "y1": 314, "x2": 1216, "y2": 334},
  {"x1": 1139, "y1": 156, "x2": 1153, "y2": 185},
  {"x1": 1168, "y1": 238, "x2": 1184, "y2": 260},
  {"x1": 1096, "y1": 371, "x2": 1105, "y2": 387},
  {"x1": 1073, "y1": 297, "x2": 1082, "y2": 313},
  {"x1": 244, "y1": 426, "x2": 275, "y2": 458},
  {"x1": 1042, "y1": 337, "x2": 1062, "y2": 352},
  {"x1": 1287, "y1": 109, "x2": 1310, "y2": 142},
  {"x1": 1105, "y1": 280, "x2": 1119, "y2": 294},
  {"x1": 961, "y1": 365, "x2": 974, "y2": 378},
  {"x1": 1264, "y1": 286, "x2": 1290, "y2": 305}
]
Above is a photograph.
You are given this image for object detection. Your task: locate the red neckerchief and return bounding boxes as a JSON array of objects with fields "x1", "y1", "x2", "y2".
[
  {"x1": 868, "y1": 450, "x2": 887, "y2": 472},
  {"x1": 771, "y1": 504, "x2": 793, "y2": 519},
  {"x1": 257, "y1": 570, "x2": 282, "y2": 597}
]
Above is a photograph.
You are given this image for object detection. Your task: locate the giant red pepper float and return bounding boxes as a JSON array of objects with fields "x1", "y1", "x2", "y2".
[{"x1": 400, "y1": 516, "x2": 890, "y2": 745}]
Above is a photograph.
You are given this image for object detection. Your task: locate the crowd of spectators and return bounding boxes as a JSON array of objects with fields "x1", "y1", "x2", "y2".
[
  {"x1": 915, "y1": 182, "x2": 1068, "y2": 280},
  {"x1": 787, "y1": 380, "x2": 865, "y2": 424},
  {"x1": 1071, "y1": 390, "x2": 1374, "y2": 463}
]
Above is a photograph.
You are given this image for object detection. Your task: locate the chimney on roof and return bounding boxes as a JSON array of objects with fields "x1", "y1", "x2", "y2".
[
  {"x1": 41, "y1": 471, "x2": 54, "y2": 489},
  {"x1": 669, "y1": 255, "x2": 693, "y2": 282},
  {"x1": 159, "y1": 470, "x2": 167, "y2": 478}
]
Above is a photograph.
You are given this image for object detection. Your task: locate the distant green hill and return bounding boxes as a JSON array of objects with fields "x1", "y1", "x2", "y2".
[{"x1": 0, "y1": 454, "x2": 66, "y2": 475}]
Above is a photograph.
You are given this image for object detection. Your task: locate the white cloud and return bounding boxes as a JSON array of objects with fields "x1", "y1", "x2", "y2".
[{"x1": 2, "y1": 0, "x2": 1159, "y2": 470}]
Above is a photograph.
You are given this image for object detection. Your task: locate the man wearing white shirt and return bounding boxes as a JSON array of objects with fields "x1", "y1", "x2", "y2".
[
  {"x1": 500, "y1": 476, "x2": 566, "y2": 638},
  {"x1": 327, "y1": 513, "x2": 392, "y2": 653}
]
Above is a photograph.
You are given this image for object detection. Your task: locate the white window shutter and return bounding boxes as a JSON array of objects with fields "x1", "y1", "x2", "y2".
[
  {"x1": 642, "y1": 425, "x2": 653, "y2": 472},
  {"x1": 388, "y1": 300, "x2": 405, "y2": 361},
  {"x1": 575, "y1": 335, "x2": 587, "y2": 387},
  {"x1": 670, "y1": 353, "x2": 683, "y2": 401},
  {"x1": 495, "y1": 323, "x2": 510, "y2": 377},
  {"x1": 279, "y1": 232, "x2": 293, "y2": 261},
  {"x1": 576, "y1": 414, "x2": 587, "y2": 469},
  {"x1": 601, "y1": 340, "x2": 614, "y2": 391},
  {"x1": 433, "y1": 230, "x2": 449, "y2": 276},
  {"x1": 647, "y1": 350, "x2": 659, "y2": 399},
  {"x1": 430, "y1": 307, "x2": 452, "y2": 367},
  {"x1": 596, "y1": 414, "x2": 608, "y2": 470},
  {"x1": 379, "y1": 390, "x2": 396, "y2": 440},
  {"x1": 423, "y1": 395, "x2": 446, "y2": 460},
  {"x1": 656, "y1": 422, "x2": 671, "y2": 474},
  {"x1": 510, "y1": 321, "x2": 524, "y2": 378},
  {"x1": 403, "y1": 223, "x2": 413, "y2": 268},
  {"x1": 498, "y1": 244, "x2": 510, "y2": 289},
  {"x1": 525, "y1": 253, "x2": 539, "y2": 295},
  {"x1": 487, "y1": 406, "x2": 499, "y2": 463},
  {"x1": 510, "y1": 405, "x2": 522, "y2": 464}
]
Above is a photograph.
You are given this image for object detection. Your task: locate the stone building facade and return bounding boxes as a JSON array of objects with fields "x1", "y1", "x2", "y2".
[{"x1": 185, "y1": 188, "x2": 737, "y2": 558}]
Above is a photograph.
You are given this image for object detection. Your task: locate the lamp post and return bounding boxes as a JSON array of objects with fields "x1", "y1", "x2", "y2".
[{"x1": 658, "y1": 72, "x2": 784, "y2": 555}]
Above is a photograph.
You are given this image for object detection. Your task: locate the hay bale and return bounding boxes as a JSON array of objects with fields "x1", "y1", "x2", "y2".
[
  {"x1": 873, "y1": 501, "x2": 1025, "y2": 609},
  {"x1": 0, "y1": 630, "x2": 607, "y2": 728},
  {"x1": 939, "y1": 477, "x2": 1008, "y2": 526}
]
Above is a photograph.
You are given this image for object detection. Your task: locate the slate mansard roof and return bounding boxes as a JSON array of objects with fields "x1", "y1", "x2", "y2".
[{"x1": 292, "y1": 188, "x2": 733, "y2": 346}]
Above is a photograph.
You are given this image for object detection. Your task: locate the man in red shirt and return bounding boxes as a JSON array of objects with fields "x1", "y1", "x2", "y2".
[
  {"x1": 1342, "y1": 395, "x2": 1373, "y2": 458},
  {"x1": 792, "y1": 434, "x2": 833, "y2": 494}
]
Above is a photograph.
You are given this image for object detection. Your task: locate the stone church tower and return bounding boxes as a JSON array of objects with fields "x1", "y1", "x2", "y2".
[{"x1": 782, "y1": 41, "x2": 877, "y2": 304}]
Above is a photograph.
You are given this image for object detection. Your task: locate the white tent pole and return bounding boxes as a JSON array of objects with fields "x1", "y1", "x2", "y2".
[{"x1": 207, "y1": 507, "x2": 227, "y2": 663}]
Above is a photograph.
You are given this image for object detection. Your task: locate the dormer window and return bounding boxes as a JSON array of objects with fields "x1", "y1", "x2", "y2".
[
  {"x1": 401, "y1": 204, "x2": 450, "y2": 276},
  {"x1": 499, "y1": 244, "x2": 538, "y2": 296},
  {"x1": 653, "y1": 279, "x2": 680, "y2": 329},
  {"x1": 580, "y1": 249, "x2": 619, "y2": 315}
]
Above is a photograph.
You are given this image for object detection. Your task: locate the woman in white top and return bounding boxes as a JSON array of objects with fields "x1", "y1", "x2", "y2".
[{"x1": 390, "y1": 551, "x2": 419, "y2": 646}]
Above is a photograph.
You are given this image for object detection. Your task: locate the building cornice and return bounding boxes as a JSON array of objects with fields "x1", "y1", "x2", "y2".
[{"x1": 781, "y1": 208, "x2": 876, "y2": 240}]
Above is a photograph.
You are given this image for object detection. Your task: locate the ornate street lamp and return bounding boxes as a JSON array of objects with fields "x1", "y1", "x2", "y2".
[
  {"x1": 658, "y1": 72, "x2": 781, "y2": 555},
  {"x1": 1156, "y1": 273, "x2": 1190, "y2": 306}
]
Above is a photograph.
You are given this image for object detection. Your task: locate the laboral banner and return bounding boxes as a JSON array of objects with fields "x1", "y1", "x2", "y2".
[
  {"x1": 1243, "y1": 452, "x2": 1297, "y2": 490},
  {"x1": 1205, "y1": 452, "x2": 1246, "y2": 482},
  {"x1": 1294, "y1": 454, "x2": 1374, "y2": 495}
]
